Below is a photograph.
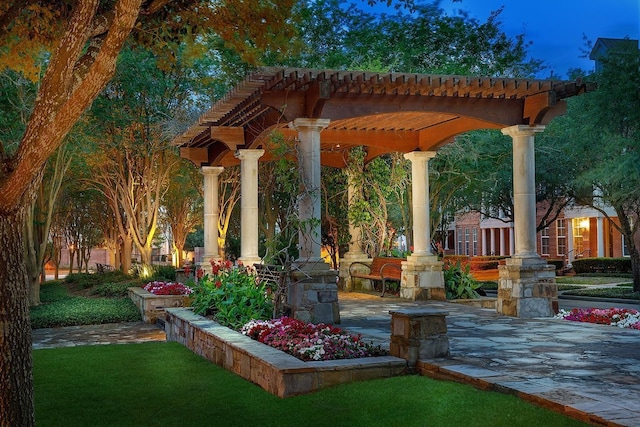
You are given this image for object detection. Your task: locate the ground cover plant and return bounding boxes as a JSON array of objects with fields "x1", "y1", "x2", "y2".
[
  {"x1": 242, "y1": 317, "x2": 387, "y2": 361},
  {"x1": 33, "y1": 342, "x2": 587, "y2": 427},
  {"x1": 31, "y1": 281, "x2": 140, "y2": 329}
]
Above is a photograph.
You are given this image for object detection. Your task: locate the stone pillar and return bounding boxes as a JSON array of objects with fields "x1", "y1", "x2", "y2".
[
  {"x1": 339, "y1": 169, "x2": 371, "y2": 291},
  {"x1": 597, "y1": 217, "x2": 605, "y2": 257},
  {"x1": 389, "y1": 309, "x2": 450, "y2": 368},
  {"x1": 498, "y1": 125, "x2": 557, "y2": 318},
  {"x1": 490, "y1": 228, "x2": 496, "y2": 255},
  {"x1": 499, "y1": 228, "x2": 506, "y2": 256},
  {"x1": 201, "y1": 166, "x2": 224, "y2": 273},
  {"x1": 235, "y1": 149, "x2": 264, "y2": 266},
  {"x1": 288, "y1": 118, "x2": 339, "y2": 324},
  {"x1": 401, "y1": 152, "x2": 445, "y2": 301},
  {"x1": 289, "y1": 118, "x2": 330, "y2": 264}
]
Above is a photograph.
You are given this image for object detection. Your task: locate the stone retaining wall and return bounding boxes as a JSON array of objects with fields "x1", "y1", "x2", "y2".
[
  {"x1": 128, "y1": 287, "x2": 191, "y2": 324},
  {"x1": 164, "y1": 308, "x2": 407, "y2": 398}
]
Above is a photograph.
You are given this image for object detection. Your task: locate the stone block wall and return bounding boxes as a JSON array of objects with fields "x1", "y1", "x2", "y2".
[
  {"x1": 128, "y1": 287, "x2": 191, "y2": 324},
  {"x1": 497, "y1": 261, "x2": 558, "y2": 318},
  {"x1": 164, "y1": 308, "x2": 407, "y2": 398}
]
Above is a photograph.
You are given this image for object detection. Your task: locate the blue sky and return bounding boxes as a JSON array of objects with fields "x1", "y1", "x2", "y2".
[{"x1": 359, "y1": 0, "x2": 640, "y2": 79}]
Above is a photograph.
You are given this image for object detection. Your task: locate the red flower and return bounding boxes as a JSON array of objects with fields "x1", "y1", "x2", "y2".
[
  {"x1": 215, "y1": 280, "x2": 222, "y2": 289},
  {"x1": 196, "y1": 268, "x2": 204, "y2": 279},
  {"x1": 184, "y1": 265, "x2": 191, "y2": 276}
]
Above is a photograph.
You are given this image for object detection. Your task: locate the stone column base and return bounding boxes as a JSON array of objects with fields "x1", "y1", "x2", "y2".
[
  {"x1": 497, "y1": 257, "x2": 558, "y2": 318},
  {"x1": 400, "y1": 255, "x2": 446, "y2": 301},
  {"x1": 289, "y1": 265, "x2": 340, "y2": 324},
  {"x1": 338, "y1": 253, "x2": 372, "y2": 291},
  {"x1": 390, "y1": 309, "x2": 450, "y2": 368}
]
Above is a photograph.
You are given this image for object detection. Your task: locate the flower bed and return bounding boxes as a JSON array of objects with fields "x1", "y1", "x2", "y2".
[
  {"x1": 165, "y1": 308, "x2": 407, "y2": 398},
  {"x1": 241, "y1": 317, "x2": 388, "y2": 361},
  {"x1": 143, "y1": 281, "x2": 193, "y2": 296},
  {"x1": 555, "y1": 308, "x2": 640, "y2": 330},
  {"x1": 128, "y1": 285, "x2": 192, "y2": 324}
]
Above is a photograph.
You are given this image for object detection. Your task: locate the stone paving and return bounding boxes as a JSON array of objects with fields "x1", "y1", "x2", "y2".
[
  {"x1": 31, "y1": 292, "x2": 640, "y2": 426},
  {"x1": 338, "y1": 292, "x2": 640, "y2": 427},
  {"x1": 31, "y1": 322, "x2": 166, "y2": 349}
]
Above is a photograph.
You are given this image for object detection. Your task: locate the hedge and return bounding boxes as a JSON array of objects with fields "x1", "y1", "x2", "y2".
[{"x1": 571, "y1": 257, "x2": 632, "y2": 274}]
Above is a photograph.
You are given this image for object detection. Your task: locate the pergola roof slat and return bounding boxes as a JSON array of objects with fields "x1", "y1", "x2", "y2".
[{"x1": 174, "y1": 67, "x2": 593, "y2": 168}]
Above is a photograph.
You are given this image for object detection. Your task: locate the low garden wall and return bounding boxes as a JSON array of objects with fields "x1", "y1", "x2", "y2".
[
  {"x1": 128, "y1": 287, "x2": 191, "y2": 324},
  {"x1": 164, "y1": 308, "x2": 408, "y2": 398}
]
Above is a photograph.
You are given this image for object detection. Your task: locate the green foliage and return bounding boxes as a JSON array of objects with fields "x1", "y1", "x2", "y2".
[
  {"x1": 444, "y1": 261, "x2": 482, "y2": 300},
  {"x1": 190, "y1": 262, "x2": 273, "y2": 330},
  {"x1": 30, "y1": 298, "x2": 140, "y2": 329},
  {"x1": 572, "y1": 258, "x2": 633, "y2": 274},
  {"x1": 92, "y1": 283, "x2": 131, "y2": 298},
  {"x1": 64, "y1": 272, "x2": 103, "y2": 289},
  {"x1": 562, "y1": 287, "x2": 640, "y2": 301},
  {"x1": 153, "y1": 265, "x2": 177, "y2": 281},
  {"x1": 33, "y1": 274, "x2": 140, "y2": 328},
  {"x1": 547, "y1": 259, "x2": 565, "y2": 271},
  {"x1": 39, "y1": 282, "x2": 71, "y2": 303}
]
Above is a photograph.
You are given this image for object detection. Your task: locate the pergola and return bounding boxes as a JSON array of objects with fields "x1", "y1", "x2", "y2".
[{"x1": 174, "y1": 67, "x2": 591, "y2": 320}]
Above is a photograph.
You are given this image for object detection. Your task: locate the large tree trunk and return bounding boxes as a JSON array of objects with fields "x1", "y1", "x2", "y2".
[{"x1": 0, "y1": 207, "x2": 35, "y2": 426}]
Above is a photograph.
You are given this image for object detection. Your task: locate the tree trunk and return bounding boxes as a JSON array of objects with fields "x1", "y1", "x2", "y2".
[{"x1": 0, "y1": 208, "x2": 35, "y2": 426}]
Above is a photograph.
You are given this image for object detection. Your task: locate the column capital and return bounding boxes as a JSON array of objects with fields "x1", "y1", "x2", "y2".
[
  {"x1": 403, "y1": 151, "x2": 437, "y2": 162},
  {"x1": 288, "y1": 118, "x2": 330, "y2": 132},
  {"x1": 234, "y1": 149, "x2": 265, "y2": 161},
  {"x1": 501, "y1": 124, "x2": 545, "y2": 138},
  {"x1": 201, "y1": 166, "x2": 224, "y2": 176}
]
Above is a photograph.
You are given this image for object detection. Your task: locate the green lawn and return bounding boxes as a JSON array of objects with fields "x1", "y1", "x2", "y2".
[{"x1": 34, "y1": 342, "x2": 587, "y2": 427}]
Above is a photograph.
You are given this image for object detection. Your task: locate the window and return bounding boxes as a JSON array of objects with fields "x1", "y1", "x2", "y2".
[
  {"x1": 541, "y1": 227, "x2": 550, "y2": 256},
  {"x1": 556, "y1": 219, "x2": 567, "y2": 256},
  {"x1": 464, "y1": 228, "x2": 470, "y2": 256},
  {"x1": 457, "y1": 229, "x2": 463, "y2": 255},
  {"x1": 622, "y1": 235, "x2": 630, "y2": 257},
  {"x1": 472, "y1": 228, "x2": 478, "y2": 256},
  {"x1": 572, "y1": 218, "x2": 589, "y2": 256}
]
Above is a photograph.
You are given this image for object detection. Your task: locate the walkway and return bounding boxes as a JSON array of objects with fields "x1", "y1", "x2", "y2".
[
  {"x1": 31, "y1": 293, "x2": 640, "y2": 426},
  {"x1": 338, "y1": 292, "x2": 640, "y2": 427}
]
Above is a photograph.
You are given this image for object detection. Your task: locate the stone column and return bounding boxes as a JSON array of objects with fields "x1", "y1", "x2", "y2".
[
  {"x1": 339, "y1": 169, "x2": 371, "y2": 291},
  {"x1": 597, "y1": 217, "x2": 605, "y2": 257},
  {"x1": 498, "y1": 125, "x2": 557, "y2": 318},
  {"x1": 490, "y1": 228, "x2": 496, "y2": 255},
  {"x1": 201, "y1": 166, "x2": 224, "y2": 273},
  {"x1": 235, "y1": 149, "x2": 264, "y2": 266},
  {"x1": 499, "y1": 228, "x2": 506, "y2": 256},
  {"x1": 288, "y1": 118, "x2": 339, "y2": 324},
  {"x1": 289, "y1": 118, "x2": 330, "y2": 265},
  {"x1": 401, "y1": 151, "x2": 445, "y2": 301}
]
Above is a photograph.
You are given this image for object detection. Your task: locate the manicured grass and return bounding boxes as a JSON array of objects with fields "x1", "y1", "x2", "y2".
[
  {"x1": 555, "y1": 276, "x2": 631, "y2": 285},
  {"x1": 34, "y1": 342, "x2": 587, "y2": 427},
  {"x1": 562, "y1": 287, "x2": 640, "y2": 300}
]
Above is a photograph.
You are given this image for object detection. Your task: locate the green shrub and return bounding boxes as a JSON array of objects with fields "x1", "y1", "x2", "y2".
[
  {"x1": 546, "y1": 259, "x2": 564, "y2": 270},
  {"x1": 153, "y1": 265, "x2": 176, "y2": 281},
  {"x1": 64, "y1": 273, "x2": 102, "y2": 289},
  {"x1": 572, "y1": 258, "x2": 632, "y2": 274},
  {"x1": 30, "y1": 298, "x2": 140, "y2": 329},
  {"x1": 191, "y1": 261, "x2": 273, "y2": 330},
  {"x1": 444, "y1": 261, "x2": 482, "y2": 300},
  {"x1": 92, "y1": 282, "x2": 131, "y2": 298},
  {"x1": 39, "y1": 282, "x2": 71, "y2": 303}
]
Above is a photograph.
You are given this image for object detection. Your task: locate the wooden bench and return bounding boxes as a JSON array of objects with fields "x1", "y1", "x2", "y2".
[
  {"x1": 96, "y1": 263, "x2": 114, "y2": 274},
  {"x1": 349, "y1": 257, "x2": 403, "y2": 297},
  {"x1": 254, "y1": 264, "x2": 290, "y2": 318}
]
